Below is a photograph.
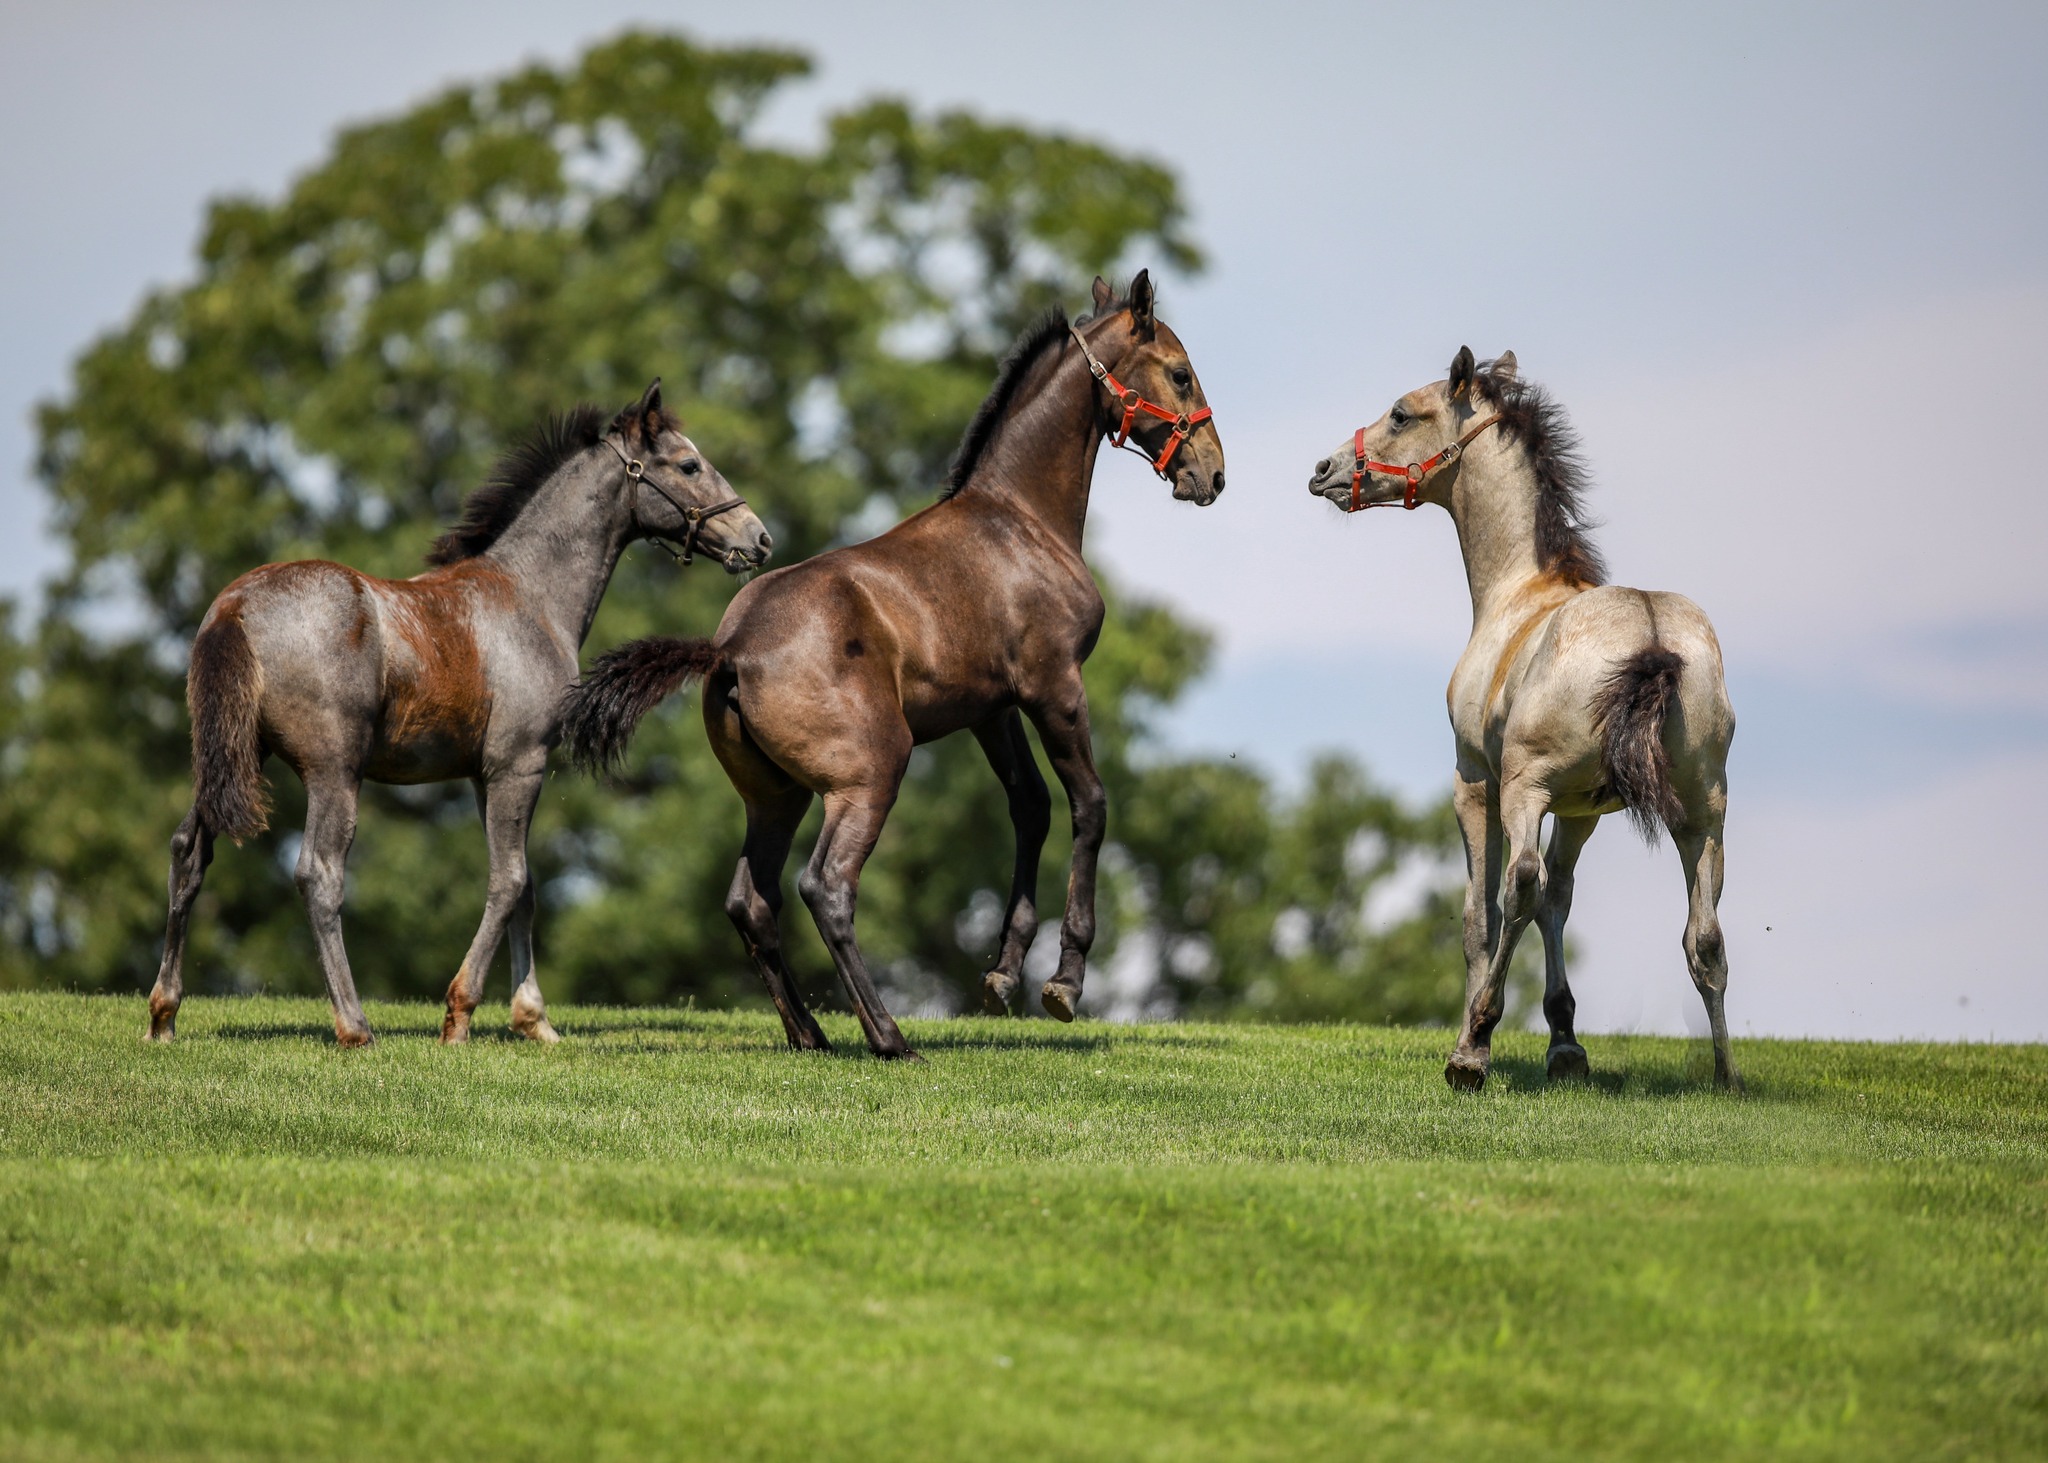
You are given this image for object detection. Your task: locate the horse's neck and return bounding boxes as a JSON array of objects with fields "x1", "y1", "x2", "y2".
[
  {"x1": 1446, "y1": 443, "x2": 1555, "y2": 629},
  {"x1": 485, "y1": 456, "x2": 631, "y2": 647},
  {"x1": 974, "y1": 340, "x2": 1107, "y2": 550}
]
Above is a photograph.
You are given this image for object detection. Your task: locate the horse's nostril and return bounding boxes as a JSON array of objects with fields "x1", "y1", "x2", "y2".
[
  {"x1": 1316, "y1": 457, "x2": 1332, "y2": 476},
  {"x1": 1211, "y1": 470, "x2": 1225, "y2": 496},
  {"x1": 758, "y1": 530, "x2": 774, "y2": 553}
]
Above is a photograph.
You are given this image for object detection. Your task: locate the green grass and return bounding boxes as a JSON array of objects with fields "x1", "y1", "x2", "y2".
[{"x1": 1, "y1": 994, "x2": 2043, "y2": 1461}]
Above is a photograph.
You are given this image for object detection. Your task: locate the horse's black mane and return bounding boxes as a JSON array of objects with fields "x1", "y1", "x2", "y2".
[
  {"x1": 1475, "y1": 360, "x2": 1607, "y2": 587},
  {"x1": 942, "y1": 295, "x2": 1121, "y2": 499},
  {"x1": 425, "y1": 403, "x2": 612, "y2": 566}
]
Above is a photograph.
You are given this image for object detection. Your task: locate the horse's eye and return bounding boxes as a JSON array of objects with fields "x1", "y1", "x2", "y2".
[
  {"x1": 681, "y1": 459, "x2": 702, "y2": 476},
  {"x1": 1390, "y1": 405, "x2": 1411, "y2": 427},
  {"x1": 1170, "y1": 367, "x2": 1192, "y2": 390}
]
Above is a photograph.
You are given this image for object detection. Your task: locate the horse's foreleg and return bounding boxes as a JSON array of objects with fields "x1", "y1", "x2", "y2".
[
  {"x1": 1445, "y1": 769, "x2": 1501, "y2": 1087},
  {"x1": 146, "y1": 808, "x2": 215, "y2": 1041},
  {"x1": 1027, "y1": 687, "x2": 1104, "y2": 1024},
  {"x1": 1449, "y1": 777, "x2": 1546, "y2": 1090},
  {"x1": 726, "y1": 787, "x2": 830, "y2": 1052},
  {"x1": 1675, "y1": 800, "x2": 1740, "y2": 1091},
  {"x1": 505, "y1": 874, "x2": 554, "y2": 1044},
  {"x1": 1537, "y1": 814, "x2": 1600, "y2": 1081},
  {"x1": 799, "y1": 783, "x2": 917, "y2": 1060},
  {"x1": 442, "y1": 770, "x2": 548, "y2": 1044},
  {"x1": 298, "y1": 774, "x2": 372, "y2": 1047},
  {"x1": 972, "y1": 710, "x2": 1051, "y2": 1015}
]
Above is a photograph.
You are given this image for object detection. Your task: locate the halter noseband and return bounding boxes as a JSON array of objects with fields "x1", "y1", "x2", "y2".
[
  {"x1": 1068, "y1": 324, "x2": 1214, "y2": 479},
  {"x1": 1346, "y1": 412, "x2": 1502, "y2": 512},
  {"x1": 603, "y1": 436, "x2": 746, "y2": 564}
]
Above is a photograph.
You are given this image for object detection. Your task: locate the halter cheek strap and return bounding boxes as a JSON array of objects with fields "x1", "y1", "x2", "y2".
[
  {"x1": 1348, "y1": 413, "x2": 1502, "y2": 512},
  {"x1": 1068, "y1": 324, "x2": 1215, "y2": 479},
  {"x1": 603, "y1": 436, "x2": 746, "y2": 564}
]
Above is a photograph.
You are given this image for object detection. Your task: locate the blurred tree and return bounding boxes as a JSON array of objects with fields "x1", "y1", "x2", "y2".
[{"x1": 0, "y1": 31, "x2": 1517, "y2": 1024}]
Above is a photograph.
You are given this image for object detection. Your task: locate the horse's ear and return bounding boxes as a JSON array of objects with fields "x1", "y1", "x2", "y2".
[
  {"x1": 1091, "y1": 276, "x2": 1116, "y2": 315},
  {"x1": 1448, "y1": 346, "x2": 1476, "y2": 399},
  {"x1": 613, "y1": 378, "x2": 664, "y2": 439},
  {"x1": 1491, "y1": 350, "x2": 1519, "y2": 382},
  {"x1": 1128, "y1": 268, "x2": 1156, "y2": 341}
]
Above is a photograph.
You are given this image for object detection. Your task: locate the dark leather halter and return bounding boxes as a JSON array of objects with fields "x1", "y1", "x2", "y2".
[
  {"x1": 1346, "y1": 413, "x2": 1502, "y2": 512},
  {"x1": 604, "y1": 436, "x2": 746, "y2": 563},
  {"x1": 1068, "y1": 324, "x2": 1214, "y2": 479}
]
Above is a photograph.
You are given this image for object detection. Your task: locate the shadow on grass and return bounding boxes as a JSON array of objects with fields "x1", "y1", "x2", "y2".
[
  {"x1": 1487, "y1": 1044, "x2": 1736, "y2": 1098},
  {"x1": 208, "y1": 1021, "x2": 440, "y2": 1044}
]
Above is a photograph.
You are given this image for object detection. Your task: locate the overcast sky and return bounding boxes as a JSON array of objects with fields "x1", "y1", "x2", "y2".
[{"x1": 4, "y1": 0, "x2": 2044, "y2": 1039}]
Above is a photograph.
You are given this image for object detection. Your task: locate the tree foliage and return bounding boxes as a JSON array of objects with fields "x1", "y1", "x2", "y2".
[{"x1": 0, "y1": 32, "x2": 1509, "y2": 1023}]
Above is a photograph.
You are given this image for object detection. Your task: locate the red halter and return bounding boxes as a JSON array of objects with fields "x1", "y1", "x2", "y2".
[
  {"x1": 1347, "y1": 413, "x2": 1502, "y2": 512},
  {"x1": 1069, "y1": 325, "x2": 1214, "y2": 478}
]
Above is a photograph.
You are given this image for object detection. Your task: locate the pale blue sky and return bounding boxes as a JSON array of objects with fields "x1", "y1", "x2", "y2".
[{"x1": 4, "y1": 1, "x2": 2044, "y2": 1037}]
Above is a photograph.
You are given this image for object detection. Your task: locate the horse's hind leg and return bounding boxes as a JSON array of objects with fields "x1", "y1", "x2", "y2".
[
  {"x1": 442, "y1": 769, "x2": 550, "y2": 1045},
  {"x1": 1675, "y1": 795, "x2": 1740, "y2": 1091},
  {"x1": 727, "y1": 787, "x2": 830, "y2": 1052},
  {"x1": 146, "y1": 808, "x2": 216, "y2": 1041},
  {"x1": 973, "y1": 710, "x2": 1051, "y2": 1015},
  {"x1": 800, "y1": 784, "x2": 918, "y2": 1060},
  {"x1": 1448, "y1": 776, "x2": 1547, "y2": 1090},
  {"x1": 1537, "y1": 814, "x2": 1600, "y2": 1081},
  {"x1": 297, "y1": 772, "x2": 372, "y2": 1047}
]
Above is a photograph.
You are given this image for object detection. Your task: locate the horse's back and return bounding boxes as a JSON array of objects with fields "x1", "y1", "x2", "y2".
[{"x1": 203, "y1": 558, "x2": 506, "y2": 781}]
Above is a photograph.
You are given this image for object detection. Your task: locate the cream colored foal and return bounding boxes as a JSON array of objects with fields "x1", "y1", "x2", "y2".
[{"x1": 1308, "y1": 348, "x2": 1738, "y2": 1092}]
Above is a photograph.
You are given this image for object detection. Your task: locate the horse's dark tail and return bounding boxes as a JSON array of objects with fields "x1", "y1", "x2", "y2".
[
  {"x1": 562, "y1": 637, "x2": 724, "y2": 775},
  {"x1": 188, "y1": 613, "x2": 270, "y2": 843},
  {"x1": 1592, "y1": 645, "x2": 1687, "y2": 845}
]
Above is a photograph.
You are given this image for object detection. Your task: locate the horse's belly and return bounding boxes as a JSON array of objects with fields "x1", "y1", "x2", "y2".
[
  {"x1": 362, "y1": 733, "x2": 479, "y2": 785},
  {"x1": 365, "y1": 683, "x2": 488, "y2": 783}
]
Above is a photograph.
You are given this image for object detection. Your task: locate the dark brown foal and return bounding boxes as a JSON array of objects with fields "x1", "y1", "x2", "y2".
[{"x1": 565, "y1": 272, "x2": 1225, "y2": 1057}]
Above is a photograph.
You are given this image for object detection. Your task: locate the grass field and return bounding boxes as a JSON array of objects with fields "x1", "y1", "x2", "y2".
[{"x1": 1, "y1": 993, "x2": 2043, "y2": 1461}]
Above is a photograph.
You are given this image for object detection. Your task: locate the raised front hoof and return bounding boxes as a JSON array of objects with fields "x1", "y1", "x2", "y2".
[
  {"x1": 981, "y1": 971, "x2": 1020, "y2": 1016},
  {"x1": 439, "y1": 1009, "x2": 474, "y2": 1045},
  {"x1": 335, "y1": 1025, "x2": 376, "y2": 1050},
  {"x1": 1040, "y1": 980, "x2": 1081, "y2": 1024},
  {"x1": 510, "y1": 1008, "x2": 561, "y2": 1045},
  {"x1": 1444, "y1": 1055, "x2": 1489, "y2": 1092},
  {"x1": 1545, "y1": 1042, "x2": 1590, "y2": 1082}
]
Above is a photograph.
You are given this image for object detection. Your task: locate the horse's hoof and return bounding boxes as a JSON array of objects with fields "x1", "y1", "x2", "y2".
[
  {"x1": 982, "y1": 972, "x2": 1019, "y2": 1016},
  {"x1": 1716, "y1": 1067, "x2": 1745, "y2": 1094},
  {"x1": 439, "y1": 1011, "x2": 472, "y2": 1045},
  {"x1": 336, "y1": 1026, "x2": 376, "y2": 1050},
  {"x1": 1444, "y1": 1056, "x2": 1488, "y2": 1092},
  {"x1": 876, "y1": 1045, "x2": 925, "y2": 1063},
  {"x1": 792, "y1": 1027, "x2": 833, "y2": 1053},
  {"x1": 145, "y1": 1014, "x2": 177, "y2": 1043},
  {"x1": 1040, "y1": 980, "x2": 1080, "y2": 1023},
  {"x1": 1546, "y1": 1043, "x2": 1590, "y2": 1082},
  {"x1": 510, "y1": 1007, "x2": 561, "y2": 1045}
]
